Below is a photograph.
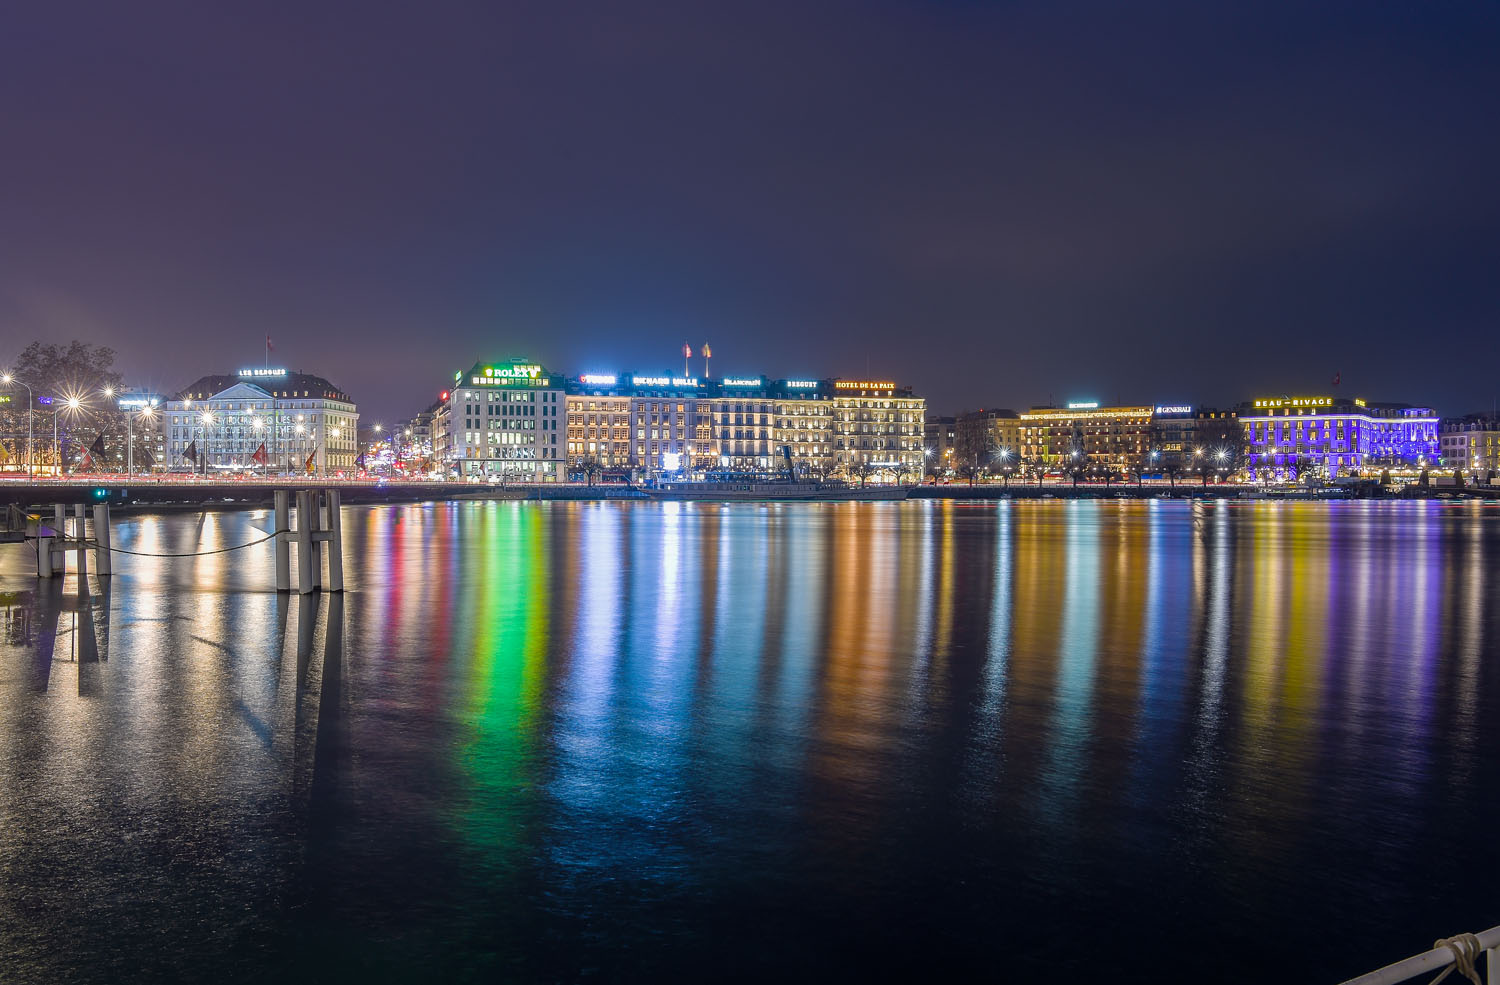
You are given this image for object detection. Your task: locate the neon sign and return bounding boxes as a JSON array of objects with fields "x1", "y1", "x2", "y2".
[
  {"x1": 632, "y1": 376, "x2": 698, "y2": 387},
  {"x1": 579, "y1": 374, "x2": 617, "y2": 386},
  {"x1": 1253, "y1": 397, "x2": 1332, "y2": 409},
  {"x1": 835, "y1": 380, "x2": 895, "y2": 390},
  {"x1": 1067, "y1": 401, "x2": 1099, "y2": 409},
  {"x1": 238, "y1": 368, "x2": 287, "y2": 378},
  {"x1": 783, "y1": 380, "x2": 819, "y2": 389},
  {"x1": 473, "y1": 364, "x2": 552, "y2": 387},
  {"x1": 1154, "y1": 405, "x2": 1192, "y2": 415},
  {"x1": 722, "y1": 377, "x2": 762, "y2": 387}
]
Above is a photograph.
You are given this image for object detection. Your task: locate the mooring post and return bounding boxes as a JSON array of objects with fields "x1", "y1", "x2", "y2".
[
  {"x1": 37, "y1": 517, "x2": 54, "y2": 578},
  {"x1": 92, "y1": 503, "x2": 112, "y2": 576},
  {"x1": 295, "y1": 490, "x2": 314, "y2": 595},
  {"x1": 309, "y1": 490, "x2": 323, "y2": 590},
  {"x1": 73, "y1": 505, "x2": 88, "y2": 582},
  {"x1": 325, "y1": 488, "x2": 344, "y2": 592},
  {"x1": 274, "y1": 490, "x2": 291, "y2": 592},
  {"x1": 52, "y1": 505, "x2": 66, "y2": 576}
]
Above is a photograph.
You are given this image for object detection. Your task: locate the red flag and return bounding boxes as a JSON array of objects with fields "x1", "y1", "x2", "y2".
[
  {"x1": 251, "y1": 442, "x2": 268, "y2": 466},
  {"x1": 304, "y1": 450, "x2": 317, "y2": 474},
  {"x1": 267, "y1": 335, "x2": 274, "y2": 352},
  {"x1": 1332, "y1": 371, "x2": 1341, "y2": 386}
]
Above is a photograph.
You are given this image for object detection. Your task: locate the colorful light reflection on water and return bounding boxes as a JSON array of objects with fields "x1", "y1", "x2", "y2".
[{"x1": 1, "y1": 499, "x2": 1498, "y2": 983}]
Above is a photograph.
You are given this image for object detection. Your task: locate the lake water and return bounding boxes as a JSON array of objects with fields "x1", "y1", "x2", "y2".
[{"x1": 2, "y1": 499, "x2": 1498, "y2": 983}]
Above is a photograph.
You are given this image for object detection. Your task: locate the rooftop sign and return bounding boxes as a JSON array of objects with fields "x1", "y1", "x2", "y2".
[
  {"x1": 579, "y1": 374, "x2": 617, "y2": 386},
  {"x1": 473, "y1": 363, "x2": 553, "y2": 387},
  {"x1": 1253, "y1": 397, "x2": 1332, "y2": 409},
  {"x1": 722, "y1": 377, "x2": 763, "y2": 387},
  {"x1": 238, "y1": 368, "x2": 287, "y2": 378},
  {"x1": 783, "y1": 380, "x2": 820, "y2": 389},
  {"x1": 1154, "y1": 404, "x2": 1192, "y2": 415},
  {"x1": 835, "y1": 380, "x2": 895, "y2": 390},
  {"x1": 1067, "y1": 401, "x2": 1099, "y2": 409},
  {"x1": 632, "y1": 375, "x2": 698, "y2": 387}
]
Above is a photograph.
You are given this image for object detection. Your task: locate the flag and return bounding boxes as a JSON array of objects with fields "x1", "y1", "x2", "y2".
[
  {"x1": 304, "y1": 450, "x2": 317, "y2": 474},
  {"x1": 183, "y1": 440, "x2": 198, "y2": 465},
  {"x1": 0, "y1": 440, "x2": 11, "y2": 465},
  {"x1": 251, "y1": 442, "x2": 268, "y2": 466},
  {"x1": 81, "y1": 433, "x2": 106, "y2": 472},
  {"x1": 138, "y1": 444, "x2": 155, "y2": 468},
  {"x1": 267, "y1": 335, "x2": 274, "y2": 352},
  {"x1": 355, "y1": 453, "x2": 366, "y2": 469},
  {"x1": 1332, "y1": 371, "x2": 1341, "y2": 386}
]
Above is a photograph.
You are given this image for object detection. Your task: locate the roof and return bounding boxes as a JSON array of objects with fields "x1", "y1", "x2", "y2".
[{"x1": 173, "y1": 371, "x2": 354, "y2": 403}]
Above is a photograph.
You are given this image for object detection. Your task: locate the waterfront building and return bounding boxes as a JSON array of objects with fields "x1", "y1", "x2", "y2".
[
  {"x1": 831, "y1": 380, "x2": 926, "y2": 478},
  {"x1": 1239, "y1": 395, "x2": 1438, "y2": 479},
  {"x1": 924, "y1": 416, "x2": 957, "y2": 476},
  {"x1": 954, "y1": 408, "x2": 1021, "y2": 473},
  {"x1": 1019, "y1": 402, "x2": 1154, "y2": 473},
  {"x1": 625, "y1": 373, "x2": 716, "y2": 474},
  {"x1": 565, "y1": 374, "x2": 634, "y2": 473},
  {"x1": 443, "y1": 360, "x2": 564, "y2": 479},
  {"x1": 1439, "y1": 415, "x2": 1500, "y2": 478},
  {"x1": 165, "y1": 369, "x2": 359, "y2": 474},
  {"x1": 772, "y1": 379, "x2": 835, "y2": 477},
  {"x1": 713, "y1": 375, "x2": 777, "y2": 472}
]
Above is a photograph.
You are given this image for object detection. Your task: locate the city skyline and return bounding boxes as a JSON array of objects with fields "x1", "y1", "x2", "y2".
[{"x1": 5, "y1": 2, "x2": 1500, "y2": 424}]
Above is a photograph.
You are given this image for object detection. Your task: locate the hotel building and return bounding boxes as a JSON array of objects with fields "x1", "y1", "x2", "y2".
[
  {"x1": 1019, "y1": 403, "x2": 1155, "y2": 472},
  {"x1": 1240, "y1": 395, "x2": 1438, "y2": 479},
  {"x1": 165, "y1": 369, "x2": 359, "y2": 474},
  {"x1": 831, "y1": 380, "x2": 926, "y2": 476},
  {"x1": 442, "y1": 360, "x2": 564, "y2": 479}
]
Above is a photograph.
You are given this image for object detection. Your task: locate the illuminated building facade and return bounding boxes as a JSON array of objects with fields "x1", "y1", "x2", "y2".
[
  {"x1": 831, "y1": 380, "x2": 926, "y2": 476},
  {"x1": 444, "y1": 360, "x2": 564, "y2": 478},
  {"x1": 1240, "y1": 396, "x2": 1438, "y2": 479},
  {"x1": 954, "y1": 408, "x2": 1021, "y2": 471},
  {"x1": 1020, "y1": 403, "x2": 1154, "y2": 472},
  {"x1": 773, "y1": 380, "x2": 835, "y2": 476},
  {"x1": 565, "y1": 375, "x2": 633, "y2": 471},
  {"x1": 1439, "y1": 415, "x2": 1500, "y2": 477},
  {"x1": 166, "y1": 369, "x2": 359, "y2": 474}
]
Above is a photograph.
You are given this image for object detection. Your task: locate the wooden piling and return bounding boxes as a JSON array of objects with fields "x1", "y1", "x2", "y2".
[{"x1": 73, "y1": 505, "x2": 87, "y2": 582}]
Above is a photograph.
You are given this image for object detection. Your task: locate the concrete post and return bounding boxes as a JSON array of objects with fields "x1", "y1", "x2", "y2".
[
  {"x1": 37, "y1": 525, "x2": 53, "y2": 577},
  {"x1": 53, "y1": 505, "x2": 65, "y2": 576},
  {"x1": 309, "y1": 490, "x2": 323, "y2": 589},
  {"x1": 296, "y1": 490, "x2": 314, "y2": 595},
  {"x1": 274, "y1": 490, "x2": 291, "y2": 592},
  {"x1": 73, "y1": 505, "x2": 87, "y2": 582},
  {"x1": 325, "y1": 488, "x2": 344, "y2": 592},
  {"x1": 92, "y1": 503, "x2": 112, "y2": 576}
]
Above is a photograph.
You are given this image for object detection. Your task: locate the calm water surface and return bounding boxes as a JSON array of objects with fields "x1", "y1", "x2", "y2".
[{"x1": 2, "y1": 499, "x2": 1498, "y2": 983}]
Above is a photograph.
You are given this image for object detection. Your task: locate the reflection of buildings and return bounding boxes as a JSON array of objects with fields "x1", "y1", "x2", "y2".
[
  {"x1": 166, "y1": 369, "x2": 359, "y2": 474},
  {"x1": 1239, "y1": 395, "x2": 1438, "y2": 479}
]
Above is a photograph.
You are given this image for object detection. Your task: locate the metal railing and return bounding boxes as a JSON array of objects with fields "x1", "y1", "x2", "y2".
[{"x1": 1340, "y1": 927, "x2": 1500, "y2": 984}]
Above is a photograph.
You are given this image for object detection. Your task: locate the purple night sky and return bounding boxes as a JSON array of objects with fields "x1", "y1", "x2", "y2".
[{"x1": 4, "y1": 1, "x2": 1499, "y2": 422}]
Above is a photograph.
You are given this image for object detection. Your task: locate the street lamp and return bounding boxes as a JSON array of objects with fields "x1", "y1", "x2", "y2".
[{"x1": 1, "y1": 373, "x2": 34, "y2": 477}]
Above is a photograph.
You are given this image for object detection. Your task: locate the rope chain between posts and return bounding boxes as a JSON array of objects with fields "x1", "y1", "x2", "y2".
[
  {"x1": 1427, "y1": 934, "x2": 1485, "y2": 985},
  {"x1": 24, "y1": 528, "x2": 291, "y2": 558}
]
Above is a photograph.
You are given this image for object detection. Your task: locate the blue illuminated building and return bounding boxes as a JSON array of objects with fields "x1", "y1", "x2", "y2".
[{"x1": 1239, "y1": 395, "x2": 1438, "y2": 479}]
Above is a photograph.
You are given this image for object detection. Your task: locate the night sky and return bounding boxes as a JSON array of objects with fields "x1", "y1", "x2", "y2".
[{"x1": 4, "y1": 1, "x2": 1499, "y2": 423}]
